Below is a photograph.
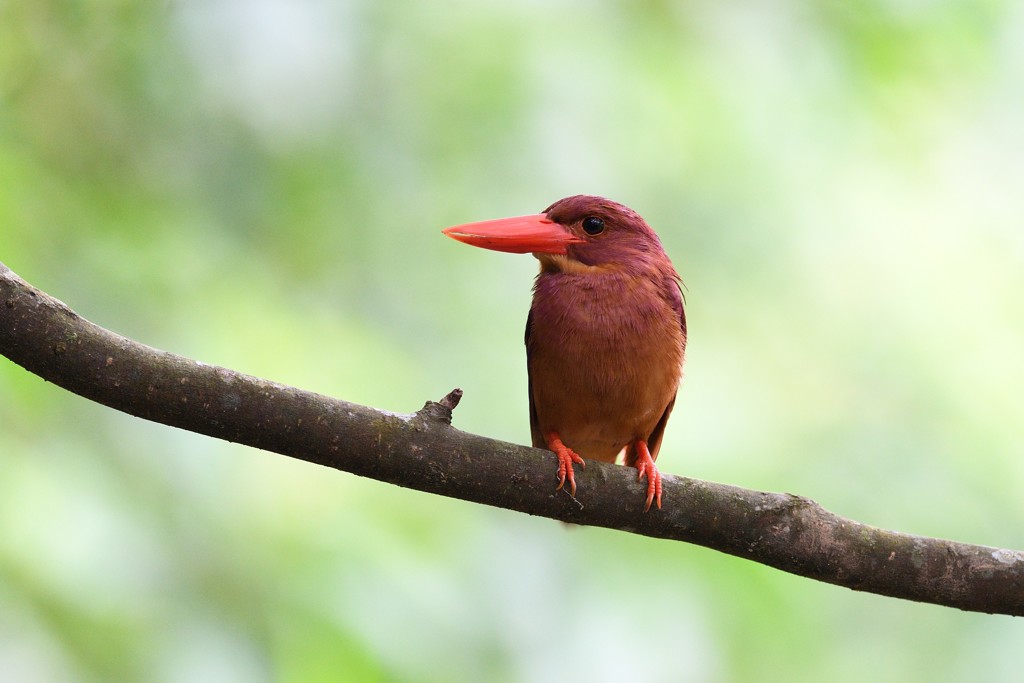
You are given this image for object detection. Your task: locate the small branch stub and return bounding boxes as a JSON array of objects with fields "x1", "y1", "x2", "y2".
[
  {"x1": 416, "y1": 388, "x2": 463, "y2": 425},
  {"x1": 439, "y1": 387, "x2": 463, "y2": 411}
]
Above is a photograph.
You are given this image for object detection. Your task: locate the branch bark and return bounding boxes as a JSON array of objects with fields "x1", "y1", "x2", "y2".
[{"x1": 2, "y1": 261, "x2": 1022, "y2": 616}]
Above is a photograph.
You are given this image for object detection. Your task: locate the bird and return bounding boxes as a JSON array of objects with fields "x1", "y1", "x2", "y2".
[{"x1": 442, "y1": 195, "x2": 685, "y2": 511}]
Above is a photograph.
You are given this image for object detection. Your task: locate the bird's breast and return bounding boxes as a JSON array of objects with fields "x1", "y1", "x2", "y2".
[{"x1": 527, "y1": 270, "x2": 684, "y2": 461}]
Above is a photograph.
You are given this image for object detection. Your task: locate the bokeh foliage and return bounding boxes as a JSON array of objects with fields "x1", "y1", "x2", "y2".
[{"x1": 2, "y1": 1, "x2": 1024, "y2": 681}]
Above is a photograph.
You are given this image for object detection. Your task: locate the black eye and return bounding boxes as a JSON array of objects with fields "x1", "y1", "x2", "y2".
[{"x1": 581, "y1": 216, "x2": 605, "y2": 236}]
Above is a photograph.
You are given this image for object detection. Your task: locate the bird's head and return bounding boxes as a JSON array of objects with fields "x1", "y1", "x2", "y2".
[{"x1": 443, "y1": 195, "x2": 673, "y2": 277}]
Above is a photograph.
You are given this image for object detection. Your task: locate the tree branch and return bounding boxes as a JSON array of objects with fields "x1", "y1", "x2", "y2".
[{"x1": 2, "y1": 261, "x2": 1022, "y2": 616}]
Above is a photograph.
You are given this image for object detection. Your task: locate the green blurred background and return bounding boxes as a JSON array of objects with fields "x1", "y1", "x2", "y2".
[{"x1": 3, "y1": 1, "x2": 1024, "y2": 681}]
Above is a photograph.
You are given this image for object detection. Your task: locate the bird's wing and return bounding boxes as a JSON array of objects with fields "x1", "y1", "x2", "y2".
[
  {"x1": 525, "y1": 308, "x2": 545, "y2": 449},
  {"x1": 631, "y1": 395, "x2": 676, "y2": 466},
  {"x1": 672, "y1": 274, "x2": 687, "y2": 339},
  {"x1": 628, "y1": 277, "x2": 686, "y2": 466}
]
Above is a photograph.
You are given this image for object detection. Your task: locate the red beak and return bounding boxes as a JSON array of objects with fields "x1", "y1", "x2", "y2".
[{"x1": 442, "y1": 214, "x2": 583, "y2": 255}]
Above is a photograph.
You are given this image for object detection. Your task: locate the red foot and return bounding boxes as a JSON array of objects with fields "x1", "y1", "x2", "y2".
[
  {"x1": 546, "y1": 432, "x2": 586, "y2": 497},
  {"x1": 633, "y1": 440, "x2": 662, "y2": 512}
]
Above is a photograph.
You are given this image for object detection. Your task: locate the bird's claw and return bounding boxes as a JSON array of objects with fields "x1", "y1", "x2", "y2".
[
  {"x1": 548, "y1": 434, "x2": 585, "y2": 497},
  {"x1": 634, "y1": 441, "x2": 663, "y2": 512}
]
